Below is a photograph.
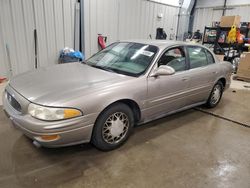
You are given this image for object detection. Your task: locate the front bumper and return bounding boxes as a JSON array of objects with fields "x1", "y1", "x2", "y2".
[{"x1": 2, "y1": 85, "x2": 97, "y2": 148}]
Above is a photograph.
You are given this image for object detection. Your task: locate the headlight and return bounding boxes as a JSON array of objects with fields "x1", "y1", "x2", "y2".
[{"x1": 28, "y1": 103, "x2": 82, "y2": 121}]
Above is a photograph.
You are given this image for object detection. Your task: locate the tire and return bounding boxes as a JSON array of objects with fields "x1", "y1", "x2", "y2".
[
  {"x1": 206, "y1": 81, "x2": 224, "y2": 108},
  {"x1": 91, "y1": 103, "x2": 134, "y2": 151}
]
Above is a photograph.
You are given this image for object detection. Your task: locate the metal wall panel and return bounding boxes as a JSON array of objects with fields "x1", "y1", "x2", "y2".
[
  {"x1": 193, "y1": 8, "x2": 222, "y2": 31},
  {"x1": 196, "y1": 0, "x2": 224, "y2": 8},
  {"x1": 33, "y1": 0, "x2": 49, "y2": 67},
  {"x1": 0, "y1": 0, "x2": 76, "y2": 77},
  {"x1": 83, "y1": 0, "x2": 179, "y2": 58},
  {"x1": 53, "y1": 0, "x2": 66, "y2": 54},
  {"x1": 0, "y1": 0, "x2": 19, "y2": 76},
  {"x1": 197, "y1": 0, "x2": 250, "y2": 8},
  {"x1": 225, "y1": 5, "x2": 250, "y2": 22},
  {"x1": 22, "y1": 0, "x2": 36, "y2": 72},
  {"x1": 83, "y1": 0, "x2": 119, "y2": 57},
  {"x1": 193, "y1": 4, "x2": 250, "y2": 31},
  {"x1": 43, "y1": 0, "x2": 57, "y2": 67},
  {"x1": 0, "y1": 17, "x2": 8, "y2": 77}
]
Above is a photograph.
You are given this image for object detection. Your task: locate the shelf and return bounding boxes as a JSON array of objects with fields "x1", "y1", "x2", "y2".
[{"x1": 202, "y1": 25, "x2": 249, "y2": 59}]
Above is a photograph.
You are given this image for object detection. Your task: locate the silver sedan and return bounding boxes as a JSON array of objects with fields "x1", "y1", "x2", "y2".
[{"x1": 3, "y1": 40, "x2": 232, "y2": 150}]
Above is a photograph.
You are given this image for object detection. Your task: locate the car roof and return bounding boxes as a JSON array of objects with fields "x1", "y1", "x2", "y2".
[{"x1": 119, "y1": 39, "x2": 205, "y2": 50}]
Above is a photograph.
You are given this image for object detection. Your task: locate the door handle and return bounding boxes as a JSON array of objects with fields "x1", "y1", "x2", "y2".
[{"x1": 212, "y1": 71, "x2": 218, "y2": 74}]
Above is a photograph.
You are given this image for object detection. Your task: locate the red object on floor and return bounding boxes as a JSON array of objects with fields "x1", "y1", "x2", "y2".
[
  {"x1": 98, "y1": 35, "x2": 106, "y2": 49},
  {"x1": 0, "y1": 77, "x2": 6, "y2": 83}
]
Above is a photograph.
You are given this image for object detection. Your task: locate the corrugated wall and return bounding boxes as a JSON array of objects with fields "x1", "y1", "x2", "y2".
[
  {"x1": 0, "y1": 0, "x2": 76, "y2": 77},
  {"x1": 1, "y1": 0, "x2": 179, "y2": 76},
  {"x1": 193, "y1": 4, "x2": 250, "y2": 31},
  {"x1": 193, "y1": 8, "x2": 222, "y2": 31},
  {"x1": 83, "y1": 0, "x2": 179, "y2": 58}
]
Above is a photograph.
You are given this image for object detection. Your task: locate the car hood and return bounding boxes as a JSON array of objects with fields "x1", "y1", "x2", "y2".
[{"x1": 9, "y1": 63, "x2": 131, "y2": 105}]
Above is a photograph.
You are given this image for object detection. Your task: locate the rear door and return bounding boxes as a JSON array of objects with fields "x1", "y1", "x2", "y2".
[{"x1": 185, "y1": 46, "x2": 218, "y2": 105}]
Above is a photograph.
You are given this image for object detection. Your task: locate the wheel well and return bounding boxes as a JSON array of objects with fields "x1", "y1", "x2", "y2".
[
  {"x1": 218, "y1": 78, "x2": 226, "y2": 88},
  {"x1": 108, "y1": 99, "x2": 141, "y2": 123}
]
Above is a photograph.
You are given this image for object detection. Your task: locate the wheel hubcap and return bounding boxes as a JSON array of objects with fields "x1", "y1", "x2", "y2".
[
  {"x1": 211, "y1": 85, "x2": 221, "y2": 104},
  {"x1": 102, "y1": 112, "x2": 129, "y2": 144}
]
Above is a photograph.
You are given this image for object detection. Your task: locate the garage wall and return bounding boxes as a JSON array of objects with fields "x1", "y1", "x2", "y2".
[
  {"x1": 0, "y1": 0, "x2": 76, "y2": 78},
  {"x1": 196, "y1": 0, "x2": 225, "y2": 8},
  {"x1": 193, "y1": 0, "x2": 250, "y2": 32},
  {"x1": 193, "y1": 8, "x2": 222, "y2": 31},
  {"x1": 152, "y1": 0, "x2": 179, "y2": 7},
  {"x1": 196, "y1": 0, "x2": 250, "y2": 8},
  {"x1": 83, "y1": 0, "x2": 179, "y2": 58}
]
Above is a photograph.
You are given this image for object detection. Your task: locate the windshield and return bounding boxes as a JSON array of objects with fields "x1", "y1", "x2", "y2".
[{"x1": 86, "y1": 42, "x2": 158, "y2": 77}]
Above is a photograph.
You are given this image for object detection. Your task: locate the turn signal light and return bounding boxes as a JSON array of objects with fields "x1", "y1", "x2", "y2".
[
  {"x1": 39, "y1": 134, "x2": 60, "y2": 141},
  {"x1": 64, "y1": 109, "x2": 82, "y2": 119}
]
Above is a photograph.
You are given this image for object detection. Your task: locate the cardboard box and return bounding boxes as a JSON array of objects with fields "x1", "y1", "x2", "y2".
[
  {"x1": 220, "y1": 15, "x2": 241, "y2": 28},
  {"x1": 237, "y1": 52, "x2": 250, "y2": 79},
  {"x1": 216, "y1": 55, "x2": 225, "y2": 62}
]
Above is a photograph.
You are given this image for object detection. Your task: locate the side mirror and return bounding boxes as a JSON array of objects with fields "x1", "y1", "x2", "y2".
[{"x1": 151, "y1": 65, "x2": 175, "y2": 77}]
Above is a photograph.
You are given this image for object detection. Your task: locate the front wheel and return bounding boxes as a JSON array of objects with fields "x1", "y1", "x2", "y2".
[
  {"x1": 206, "y1": 81, "x2": 224, "y2": 108},
  {"x1": 91, "y1": 103, "x2": 134, "y2": 151}
]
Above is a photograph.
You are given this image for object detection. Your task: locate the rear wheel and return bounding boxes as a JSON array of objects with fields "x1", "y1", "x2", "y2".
[
  {"x1": 206, "y1": 81, "x2": 223, "y2": 108},
  {"x1": 91, "y1": 103, "x2": 134, "y2": 151}
]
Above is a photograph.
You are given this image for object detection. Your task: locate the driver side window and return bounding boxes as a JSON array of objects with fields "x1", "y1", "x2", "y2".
[{"x1": 158, "y1": 47, "x2": 186, "y2": 72}]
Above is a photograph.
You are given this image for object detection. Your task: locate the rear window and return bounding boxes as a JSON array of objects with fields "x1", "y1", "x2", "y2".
[{"x1": 206, "y1": 50, "x2": 215, "y2": 64}]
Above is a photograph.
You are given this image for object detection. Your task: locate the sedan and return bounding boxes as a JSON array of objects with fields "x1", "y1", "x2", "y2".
[{"x1": 3, "y1": 40, "x2": 232, "y2": 151}]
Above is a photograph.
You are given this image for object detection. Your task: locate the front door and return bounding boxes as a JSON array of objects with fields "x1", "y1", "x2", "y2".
[{"x1": 145, "y1": 46, "x2": 190, "y2": 120}]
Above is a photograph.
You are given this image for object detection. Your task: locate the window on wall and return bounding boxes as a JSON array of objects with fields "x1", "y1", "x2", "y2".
[
  {"x1": 158, "y1": 47, "x2": 186, "y2": 72},
  {"x1": 187, "y1": 46, "x2": 208, "y2": 69}
]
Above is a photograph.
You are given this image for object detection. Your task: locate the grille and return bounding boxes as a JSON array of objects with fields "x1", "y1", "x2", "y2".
[{"x1": 6, "y1": 92, "x2": 22, "y2": 112}]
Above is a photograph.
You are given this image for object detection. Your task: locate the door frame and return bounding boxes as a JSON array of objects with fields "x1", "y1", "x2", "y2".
[{"x1": 147, "y1": 44, "x2": 190, "y2": 77}]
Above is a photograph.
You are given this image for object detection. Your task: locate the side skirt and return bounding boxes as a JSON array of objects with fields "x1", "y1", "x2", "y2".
[{"x1": 137, "y1": 101, "x2": 206, "y2": 125}]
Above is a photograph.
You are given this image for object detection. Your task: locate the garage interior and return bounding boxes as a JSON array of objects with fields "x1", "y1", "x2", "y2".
[{"x1": 0, "y1": 0, "x2": 250, "y2": 187}]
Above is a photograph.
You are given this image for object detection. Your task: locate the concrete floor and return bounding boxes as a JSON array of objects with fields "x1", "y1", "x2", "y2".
[{"x1": 0, "y1": 87, "x2": 250, "y2": 187}]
